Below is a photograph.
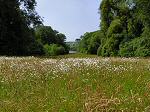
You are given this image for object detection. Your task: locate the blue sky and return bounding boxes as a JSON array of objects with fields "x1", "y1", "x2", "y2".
[{"x1": 36, "y1": 0, "x2": 101, "y2": 41}]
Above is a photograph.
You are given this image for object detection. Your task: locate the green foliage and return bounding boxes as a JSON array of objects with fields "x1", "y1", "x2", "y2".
[
  {"x1": 119, "y1": 39, "x2": 150, "y2": 57},
  {"x1": 100, "y1": 0, "x2": 112, "y2": 34},
  {"x1": 99, "y1": 19, "x2": 124, "y2": 56},
  {"x1": 0, "y1": 0, "x2": 42, "y2": 55},
  {"x1": 78, "y1": 31, "x2": 103, "y2": 54},
  {"x1": 0, "y1": 1, "x2": 68, "y2": 56},
  {"x1": 78, "y1": 33, "x2": 91, "y2": 54},
  {"x1": 135, "y1": 0, "x2": 150, "y2": 26},
  {"x1": 66, "y1": 42, "x2": 79, "y2": 51},
  {"x1": 35, "y1": 25, "x2": 69, "y2": 55},
  {"x1": 35, "y1": 26, "x2": 57, "y2": 45},
  {"x1": 44, "y1": 44, "x2": 66, "y2": 56},
  {"x1": 87, "y1": 32, "x2": 102, "y2": 54},
  {"x1": 79, "y1": 0, "x2": 150, "y2": 57},
  {"x1": 28, "y1": 40, "x2": 44, "y2": 55},
  {"x1": 119, "y1": 27, "x2": 150, "y2": 57},
  {"x1": 19, "y1": 0, "x2": 42, "y2": 26},
  {"x1": 107, "y1": 19, "x2": 123, "y2": 37},
  {"x1": 35, "y1": 25, "x2": 67, "y2": 46}
]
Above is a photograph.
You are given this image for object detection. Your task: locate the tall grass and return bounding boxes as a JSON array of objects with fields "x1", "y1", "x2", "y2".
[{"x1": 0, "y1": 56, "x2": 150, "y2": 111}]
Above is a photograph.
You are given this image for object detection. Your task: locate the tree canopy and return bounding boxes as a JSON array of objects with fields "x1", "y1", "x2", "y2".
[
  {"x1": 0, "y1": 0, "x2": 68, "y2": 56},
  {"x1": 78, "y1": 0, "x2": 150, "y2": 57}
]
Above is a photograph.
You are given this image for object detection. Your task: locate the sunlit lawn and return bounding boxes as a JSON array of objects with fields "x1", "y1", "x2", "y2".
[{"x1": 0, "y1": 55, "x2": 150, "y2": 111}]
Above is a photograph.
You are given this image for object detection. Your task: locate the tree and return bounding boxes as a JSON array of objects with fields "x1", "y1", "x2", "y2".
[
  {"x1": 100, "y1": 0, "x2": 112, "y2": 34},
  {"x1": 78, "y1": 0, "x2": 150, "y2": 57},
  {"x1": 78, "y1": 31, "x2": 103, "y2": 54},
  {"x1": 35, "y1": 26, "x2": 57, "y2": 45},
  {"x1": 19, "y1": 0, "x2": 42, "y2": 26},
  {"x1": 35, "y1": 25, "x2": 69, "y2": 55},
  {"x1": 56, "y1": 33, "x2": 66, "y2": 46},
  {"x1": 0, "y1": 0, "x2": 42, "y2": 55},
  {"x1": 135, "y1": 0, "x2": 150, "y2": 26}
]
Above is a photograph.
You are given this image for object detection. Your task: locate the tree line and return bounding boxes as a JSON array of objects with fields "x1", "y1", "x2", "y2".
[
  {"x1": 0, "y1": 0, "x2": 69, "y2": 56},
  {"x1": 78, "y1": 0, "x2": 150, "y2": 57}
]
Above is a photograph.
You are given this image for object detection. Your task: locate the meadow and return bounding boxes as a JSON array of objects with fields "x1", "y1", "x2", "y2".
[{"x1": 0, "y1": 55, "x2": 150, "y2": 112}]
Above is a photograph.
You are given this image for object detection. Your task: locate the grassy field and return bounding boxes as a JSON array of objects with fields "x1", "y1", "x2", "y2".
[{"x1": 0, "y1": 55, "x2": 150, "y2": 112}]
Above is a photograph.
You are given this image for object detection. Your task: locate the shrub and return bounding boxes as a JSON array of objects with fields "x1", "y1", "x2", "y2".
[
  {"x1": 28, "y1": 41, "x2": 44, "y2": 55},
  {"x1": 119, "y1": 41, "x2": 135, "y2": 57},
  {"x1": 119, "y1": 36, "x2": 150, "y2": 57},
  {"x1": 44, "y1": 44, "x2": 66, "y2": 56}
]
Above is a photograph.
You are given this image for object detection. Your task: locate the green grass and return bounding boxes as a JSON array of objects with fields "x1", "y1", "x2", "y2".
[
  {"x1": 0, "y1": 55, "x2": 150, "y2": 111},
  {"x1": 39, "y1": 53, "x2": 98, "y2": 59}
]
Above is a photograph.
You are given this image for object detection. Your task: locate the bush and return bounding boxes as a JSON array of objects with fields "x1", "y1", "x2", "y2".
[
  {"x1": 44, "y1": 44, "x2": 66, "y2": 56},
  {"x1": 28, "y1": 41, "x2": 44, "y2": 55},
  {"x1": 119, "y1": 41, "x2": 135, "y2": 57},
  {"x1": 57, "y1": 46, "x2": 66, "y2": 55},
  {"x1": 119, "y1": 36, "x2": 150, "y2": 57}
]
